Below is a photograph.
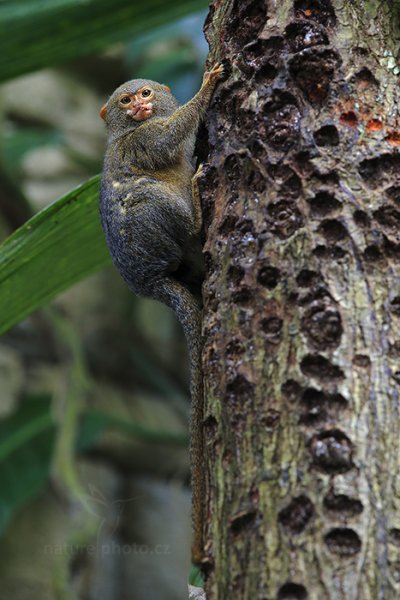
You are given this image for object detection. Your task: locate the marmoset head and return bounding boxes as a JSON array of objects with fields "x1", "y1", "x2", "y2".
[{"x1": 100, "y1": 79, "x2": 178, "y2": 138}]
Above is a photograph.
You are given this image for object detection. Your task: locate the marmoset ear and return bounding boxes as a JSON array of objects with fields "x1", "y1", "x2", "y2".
[
  {"x1": 162, "y1": 84, "x2": 171, "y2": 93},
  {"x1": 99, "y1": 104, "x2": 107, "y2": 120}
]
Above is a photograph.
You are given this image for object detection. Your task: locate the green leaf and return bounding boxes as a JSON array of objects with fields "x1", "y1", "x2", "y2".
[
  {"x1": 189, "y1": 564, "x2": 204, "y2": 587},
  {"x1": 0, "y1": 396, "x2": 56, "y2": 534},
  {"x1": 0, "y1": 0, "x2": 208, "y2": 83},
  {"x1": 0, "y1": 176, "x2": 111, "y2": 336}
]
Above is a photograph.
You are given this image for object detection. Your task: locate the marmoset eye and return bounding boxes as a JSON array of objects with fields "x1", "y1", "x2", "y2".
[
  {"x1": 141, "y1": 89, "x2": 151, "y2": 98},
  {"x1": 120, "y1": 96, "x2": 131, "y2": 104}
]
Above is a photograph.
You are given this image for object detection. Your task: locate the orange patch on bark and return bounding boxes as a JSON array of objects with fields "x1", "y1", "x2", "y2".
[
  {"x1": 385, "y1": 131, "x2": 400, "y2": 145},
  {"x1": 366, "y1": 119, "x2": 383, "y2": 132}
]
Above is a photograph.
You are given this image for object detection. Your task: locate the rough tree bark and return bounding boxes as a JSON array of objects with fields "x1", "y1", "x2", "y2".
[{"x1": 199, "y1": 1, "x2": 400, "y2": 598}]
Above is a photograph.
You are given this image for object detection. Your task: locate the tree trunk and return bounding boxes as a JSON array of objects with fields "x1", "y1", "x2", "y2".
[{"x1": 200, "y1": 1, "x2": 400, "y2": 598}]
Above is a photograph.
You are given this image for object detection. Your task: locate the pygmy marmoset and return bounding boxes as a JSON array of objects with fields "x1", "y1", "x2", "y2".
[{"x1": 99, "y1": 63, "x2": 224, "y2": 563}]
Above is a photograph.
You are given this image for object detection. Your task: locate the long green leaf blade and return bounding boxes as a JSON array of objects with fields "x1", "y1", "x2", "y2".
[
  {"x1": 0, "y1": 0, "x2": 207, "y2": 82},
  {"x1": 0, "y1": 176, "x2": 111, "y2": 335}
]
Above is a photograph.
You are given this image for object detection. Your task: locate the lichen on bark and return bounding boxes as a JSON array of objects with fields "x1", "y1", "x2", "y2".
[{"x1": 200, "y1": 1, "x2": 400, "y2": 598}]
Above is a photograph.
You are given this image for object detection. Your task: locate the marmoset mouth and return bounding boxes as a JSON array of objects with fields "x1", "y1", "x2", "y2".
[{"x1": 128, "y1": 103, "x2": 153, "y2": 121}]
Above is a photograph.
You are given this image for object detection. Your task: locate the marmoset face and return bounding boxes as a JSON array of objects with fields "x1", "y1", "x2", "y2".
[
  {"x1": 116, "y1": 85, "x2": 154, "y2": 122},
  {"x1": 100, "y1": 79, "x2": 178, "y2": 134}
]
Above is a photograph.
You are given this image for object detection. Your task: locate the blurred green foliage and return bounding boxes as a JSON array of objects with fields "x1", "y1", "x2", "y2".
[
  {"x1": 0, "y1": 395, "x2": 56, "y2": 535},
  {"x1": 0, "y1": 0, "x2": 206, "y2": 82},
  {"x1": 0, "y1": 0, "x2": 208, "y2": 568}
]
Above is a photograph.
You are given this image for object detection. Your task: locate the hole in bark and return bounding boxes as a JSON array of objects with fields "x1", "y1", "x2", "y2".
[
  {"x1": 309, "y1": 429, "x2": 353, "y2": 473},
  {"x1": 323, "y1": 492, "x2": 364, "y2": 516},
  {"x1": 296, "y1": 269, "x2": 319, "y2": 287},
  {"x1": 353, "y1": 354, "x2": 371, "y2": 367},
  {"x1": 245, "y1": 165, "x2": 267, "y2": 193},
  {"x1": 286, "y1": 19, "x2": 329, "y2": 53},
  {"x1": 268, "y1": 200, "x2": 303, "y2": 239},
  {"x1": 313, "y1": 245, "x2": 346, "y2": 259},
  {"x1": 390, "y1": 296, "x2": 400, "y2": 316},
  {"x1": 324, "y1": 528, "x2": 361, "y2": 555},
  {"x1": 232, "y1": 287, "x2": 253, "y2": 305},
  {"x1": 316, "y1": 170, "x2": 340, "y2": 185},
  {"x1": 299, "y1": 388, "x2": 347, "y2": 424},
  {"x1": 227, "y1": 265, "x2": 245, "y2": 285},
  {"x1": 268, "y1": 164, "x2": 302, "y2": 199},
  {"x1": 263, "y1": 409, "x2": 281, "y2": 428},
  {"x1": 386, "y1": 185, "x2": 400, "y2": 204},
  {"x1": 308, "y1": 191, "x2": 341, "y2": 216},
  {"x1": 353, "y1": 210, "x2": 370, "y2": 227},
  {"x1": 389, "y1": 528, "x2": 400, "y2": 546},
  {"x1": 289, "y1": 48, "x2": 341, "y2": 102},
  {"x1": 277, "y1": 582, "x2": 308, "y2": 600},
  {"x1": 294, "y1": 150, "x2": 314, "y2": 176},
  {"x1": 244, "y1": 37, "x2": 284, "y2": 59},
  {"x1": 389, "y1": 341, "x2": 400, "y2": 357},
  {"x1": 392, "y1": 371, "x2": 400, "y2": 385},
  {"x1": 298, "y1": 285, "x2": 332, "y2": 304},
  {"x1": 301, "y1": 354, "x2": 344, "y2": 380},
  {"x1": 352, "y1": 47, "x2": 369, "y2": 56},
  {"x1": 204, "y1": 415, "x2": 218, "y2": 442},
  {"x1": 318, "y1": 219, "x2": 348, "y2": 242},
  {"x1": 366, "y1": 118, "x2": 383, "y2": 132},
  {"x1": 225, "y1": 338, "x2": 245, "y2": 357},
  {"x1": 382, "y1": 235, "x2": 400, "y2": 260},
  {"x1": 282, "y1": 175, "x2": 302, "y2": 199},
  {"x1": 354, "y1": 67, "x2": 379, "y2": 90},
  {"x1": 302, "y1": 306, "x2": 342, "y2": 349},
  {"x1": 226, "y1": 375, "x2": 255, "y2": 402},
  {"x1": 243, "y1": 37, "x2": 284, "y2": 78},
  {"x1": 339, "y1": 111, "x2": 358, "y2": 127},
  {"x1": 294, "y1": 0, "x2": 336, "y2": 26},
  {"x1": 278, "y1": 495, "x2": 314, "y2": 534},
  {"x1": 374, "y1": 206, "x2": 400, "y2": 231},
  {"x1": 238, "y1": 218, "x2": 256, "y2": 235},
  {"x1": 219, "y1": 214, "x2": 239, "y2": 235},
  {"x1": 224, "y1": 154, "x2": 241, "y2": 184},
  {"x1": 255, "y1": 62, "x2": 278, "y2": 83},
  {"x1": 225, "y1": 0, "x2": 267, "y2": 48},
  {"x1": 385, "y1": 131, "x2": 400, "y2": 145},
  {"x1": 359, "y1": 153, "x2": 400, "y2": 188},
  {"x1": 300, "y1": 388, "x2": 326, "y2": 423},
  {"x1": 363, "y1": 245, "x2": 384, "y2": 263},
  {"x1": 260, "y1": 316, "x2": 283, "y2": 344},
  {"x1": 230, "y1": 509, "x2": 258, "y2": 535},
  {"x1": 313, "y1": 124, "x2": 339, "y2": 146},
  {"x1": 218, "y1": 81, "x2": 244, "y2": 120},
  {"x1": 247, "y1": 138, "x2": 267, "y2": 160},
  {"x1": 258, "y1": 266, "x2": 281, "y2": 288},
  {"x1": 281, "y1": 379, "x2": 303, "y2": 402},
  {"x1": 264, "y1": 92, "x2": 301, "y2": 150}
]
